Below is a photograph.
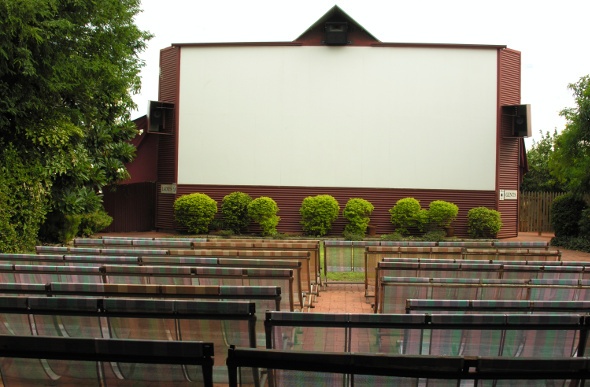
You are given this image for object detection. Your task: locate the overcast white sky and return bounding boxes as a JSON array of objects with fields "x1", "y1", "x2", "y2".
[{"x1": 133, "y1": 0, "x2": 590, "y2": 147}]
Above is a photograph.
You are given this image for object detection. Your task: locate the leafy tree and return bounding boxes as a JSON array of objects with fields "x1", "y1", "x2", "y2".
[
  {"x1": 550, "y1": 75, "x2": 590, "y2": 194},
  {"x1": 0, "y1": 0, "x2": 151, "y2": 246},
  {"x1": 520, "y1": 130, "x2": 565, "y2": 192}
]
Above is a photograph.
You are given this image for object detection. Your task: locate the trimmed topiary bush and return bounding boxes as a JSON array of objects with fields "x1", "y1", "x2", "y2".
[
  {"x1": 248, "y1": 196, "x2": 280, "y2": 237},
  {"x1": 343, "y1": 198, "x2": 374, "y2": 237},
  {"x1": 389, "y1": 198, "x2": 423, "y2": 235},
  {"x1": 467, "y1": 207, "x2": 502, "y2": 238},
  {"x1": 299, "y1": 195, "x2": 340, "y2": 237},
  {"x1": 551, "y1": 193, "x2": 587, "y2": 237},
  {"x1": 174, "y1": 193, "x2": 218, "y2": 234},
  {"x1": 221, "y1": 192, "x2": 252, "y2": 234},
  {"x1": 427, "y1": 200, "x2": 459, "y2": 230}
]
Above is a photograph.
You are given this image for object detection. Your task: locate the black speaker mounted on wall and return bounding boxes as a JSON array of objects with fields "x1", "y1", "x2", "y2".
[
  {"x1": 148, "y1": 101, "x2": 174, "y2": 133},
  {"x1": 502, "y1": 104, "x2": 531, "y2": 137},
  {"x1": 324, "y1": 22, "x2": 349, "y2": 46}
]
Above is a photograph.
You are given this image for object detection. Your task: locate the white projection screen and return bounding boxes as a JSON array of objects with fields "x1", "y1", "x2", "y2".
[{"x1": 177, "y1": 46, "x2": 498, "y2": 190}]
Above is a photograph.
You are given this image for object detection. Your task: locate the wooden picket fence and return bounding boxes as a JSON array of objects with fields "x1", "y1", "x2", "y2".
[{"x1": 518, "y1": 191, "x2": 564, "y2": 233}]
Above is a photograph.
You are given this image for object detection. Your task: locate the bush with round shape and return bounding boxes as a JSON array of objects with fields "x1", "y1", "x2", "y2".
[
  {"x1": 551, "y1": 193, "x2": 587, "y2": 237},
  {"x1": 428, "y1": 200, "x2": 459, "y2": 229},
  {"x1": 174, "y1": 193, "x2": 217, "y2": 234},
  {"x1": 299, "y1": 195, "x2": 340, "y2": 237},
  {"x1": 248, "y1": 196, "x2": 280, "y2": 237},
  {"x1": 221, "y1": 192, "x2": 252, "y2": 234},
  {"x1": 467, "y1": 207, "x2": 502, "y2": 238},
  {"x1": 389, "y1": 198, "x2": 423, "y2": 235},
  {"x1": 343, "y1": 198, "x2": 374, "y2": 237}
]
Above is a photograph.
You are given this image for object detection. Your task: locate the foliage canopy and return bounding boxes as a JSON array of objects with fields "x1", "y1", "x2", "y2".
[
  {"x1": 550, "y1": 75, "x2": 590, "y2": 195},
  {"x1": 521, "y1": 130, "x2": 565, "y2": 192},
  {"x1": 0, "y1": 0, "x2": 152, "y2": 248}
]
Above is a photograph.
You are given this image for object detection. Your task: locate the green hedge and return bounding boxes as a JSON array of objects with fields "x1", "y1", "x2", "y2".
[
  {"x1": 300, "y1": 195, "x2": 339, "y2": 237},
  {"x1": 248, "y1": 197, "x2": 280, "y2": 237},
  {"x1": 343, "y1": 198, "x2": 374, "y2": 237},
  {"x1": 174, "y1": 193, "x2": 218, "y2": 234}
]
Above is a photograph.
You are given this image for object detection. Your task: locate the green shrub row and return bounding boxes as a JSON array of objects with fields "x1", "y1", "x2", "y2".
[
  {"x1": 174, "y1": 192, "x2": 280, "y2": 237},
  {"x1": 174, "y1": 192, "x2": 503, "y2": 239},
  {"x1": 389, "y1": 198, "x2": 461, "y2": 235},
  {"x1": 300, "y1": 195, "x2": 375, "y2": 239}
]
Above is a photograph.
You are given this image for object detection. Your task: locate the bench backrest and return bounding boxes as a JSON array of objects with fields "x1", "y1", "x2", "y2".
[
  {"x1": 0, "y1": 334, "x2": 214, "y2": 387},
  {"x1": 373, "y1": 261, "x2": 586, "y2": 308},
  {"x1": 172, "y1": 249, "x2": 313, "y2": 296},
  {"x1": 378, "y1": 277, "x2": 590, "y2": 313},
  {"x1": 227, "y1": 346, "x2": 590, "y2": 387},
  {"x1": 405, "y1": 299, "x2": 590, "y2": 314},
  {"x1": 364, "y1": 246, "x2": 463, "y2": 296},
  {"x1": 265, "y1": 311, "x2": 587, "y2": 358}
]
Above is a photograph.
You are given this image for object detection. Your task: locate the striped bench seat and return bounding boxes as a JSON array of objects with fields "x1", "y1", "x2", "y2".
[
  {"x1": 227, "y1": 346, "x2": 590, "y2": 386},
  {"x1": 405, "y1": 299, "x2": 590, "y2": 314},
  {"x1": 265, "y1": 311, "x2": 587, "y2": 359},
  {"x1": 377, "y1": 277, "x2": 590, "y2": 313},
  {"x1": 0, "y1": 335, "x2": 214, "y2": 387},
  {"x1": 365, "y1": 246, "x2": 464, "y2": 296},
  {"x1": 0, "y1": 296, "x2": 256, "y2": 384}
]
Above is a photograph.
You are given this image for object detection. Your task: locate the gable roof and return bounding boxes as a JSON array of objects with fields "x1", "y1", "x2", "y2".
[{"x1": 294, "y1": 5, "x2": 379, "y2": 45}]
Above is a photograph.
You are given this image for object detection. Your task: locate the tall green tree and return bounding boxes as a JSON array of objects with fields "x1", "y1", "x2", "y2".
[
  {"x1": 520, "y1": 129, "x2": 565, "y2": 192},
  {"x1": 550, "y1": 75, "x2": 590, "y2": 195},
  {"x1": 0, "y1": 0, "x2": 151, "y2": 249}
]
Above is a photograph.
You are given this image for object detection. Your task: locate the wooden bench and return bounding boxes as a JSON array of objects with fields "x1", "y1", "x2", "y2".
[
  {"x1": 365, "y1": 247, "x2": 562, "y2": 297},
  {"x1": 464, "y1": 248, "x2": 561, "y2": 261},
  {"x1": 264, "y1": 311, "x2": 588, "y2": 359},
  {"x1": 364, "y1": 246, "x2": 463, "y2": 296},
  {"x1": 405, "y1": 299, "x2": 590, "y2": 314},
  {"x1": 75, "y1": 237, "x2": 203, "y2": 249},
  {"x1": 0, "y1": 335, "x2": 215, "y2": 387},
  {"x1": 173, "y1": 249, "x2": 314, "y2": 307},
  {"x1": 0, "y1": 253, "x2": 305, "y2": 308},
  {"x1": 373, "y1": 260, "x2": 587, "y2": 309},
  {"x1": 0, "y1": 281, "x2": 283, "y2": 343},
  {"x1": 377, "y1": 277, "x2": 590, "y2": 313},
  {"x1": 192, "y1": 239, "x2": 321, "y2": 292},
  {"x1": 36, "y1": 245, "x2": 170, "y2": 256},
  {"x1": 0, "y1": 264, "x2": 295, "y2": 308},
  {"x1": 227, "y1": 347, "x2": 590, "y2": 386},
  {"x1": 0, "y1": 295, "x2": 257, "y2": 384}
]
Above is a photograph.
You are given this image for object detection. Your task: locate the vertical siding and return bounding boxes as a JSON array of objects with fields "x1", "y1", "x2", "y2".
[
  {"x1": 103, "y1": 183, "x2": 156, "y2": 232},
  {"x1": 497, "y1": 48, "x2": 521, "y2": 238},
  {"x1": 156, "y1": 46, "x2": 180, "y2": 230},
  {"x1": 175, "y1": 184, "x2": 496, "y2": 238}
]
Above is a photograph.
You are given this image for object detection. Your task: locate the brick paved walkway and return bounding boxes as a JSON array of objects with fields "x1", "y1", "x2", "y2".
[{"x1": 312, "y1": 283, "x2": 372, "y2": 314}]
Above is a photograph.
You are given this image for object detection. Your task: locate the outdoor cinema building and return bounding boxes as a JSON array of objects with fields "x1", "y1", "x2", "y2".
[{"x1": 107, "y1": 6, "x2": 530, "y2": 238}]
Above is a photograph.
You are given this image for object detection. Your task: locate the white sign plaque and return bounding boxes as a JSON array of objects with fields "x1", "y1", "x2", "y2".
[
  {"x1": 504, "y1": 190, "x2": 518, "y2": 200},
  {"x1": 160, "y1": 184, "x2": 177, "y2": 194}
]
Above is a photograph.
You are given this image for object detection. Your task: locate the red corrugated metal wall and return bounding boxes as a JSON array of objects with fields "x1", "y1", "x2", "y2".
[
  {"x1": 497, "y1": 48, "x2": 522, "y2": 238},
  {"x1": 155, "y1": 46, "x2": 180, "y2": 230},
  {"x1": 103, "y1": 182, "x2": 156, "y2": 232},
  {"x1": 175, "y1": 184, "x2": 496, "y2": 237}
]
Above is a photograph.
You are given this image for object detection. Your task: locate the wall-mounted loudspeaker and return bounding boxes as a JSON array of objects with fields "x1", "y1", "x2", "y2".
[
  {"x1": 324, "y1": 22, "x2": 349, "y2": 46},
  {"x1": 148, "y1": 101, "x2": 174, "y2": 133},
  {"x1": 502, "y1": 104, "x2": 531, "y2": 137}
]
